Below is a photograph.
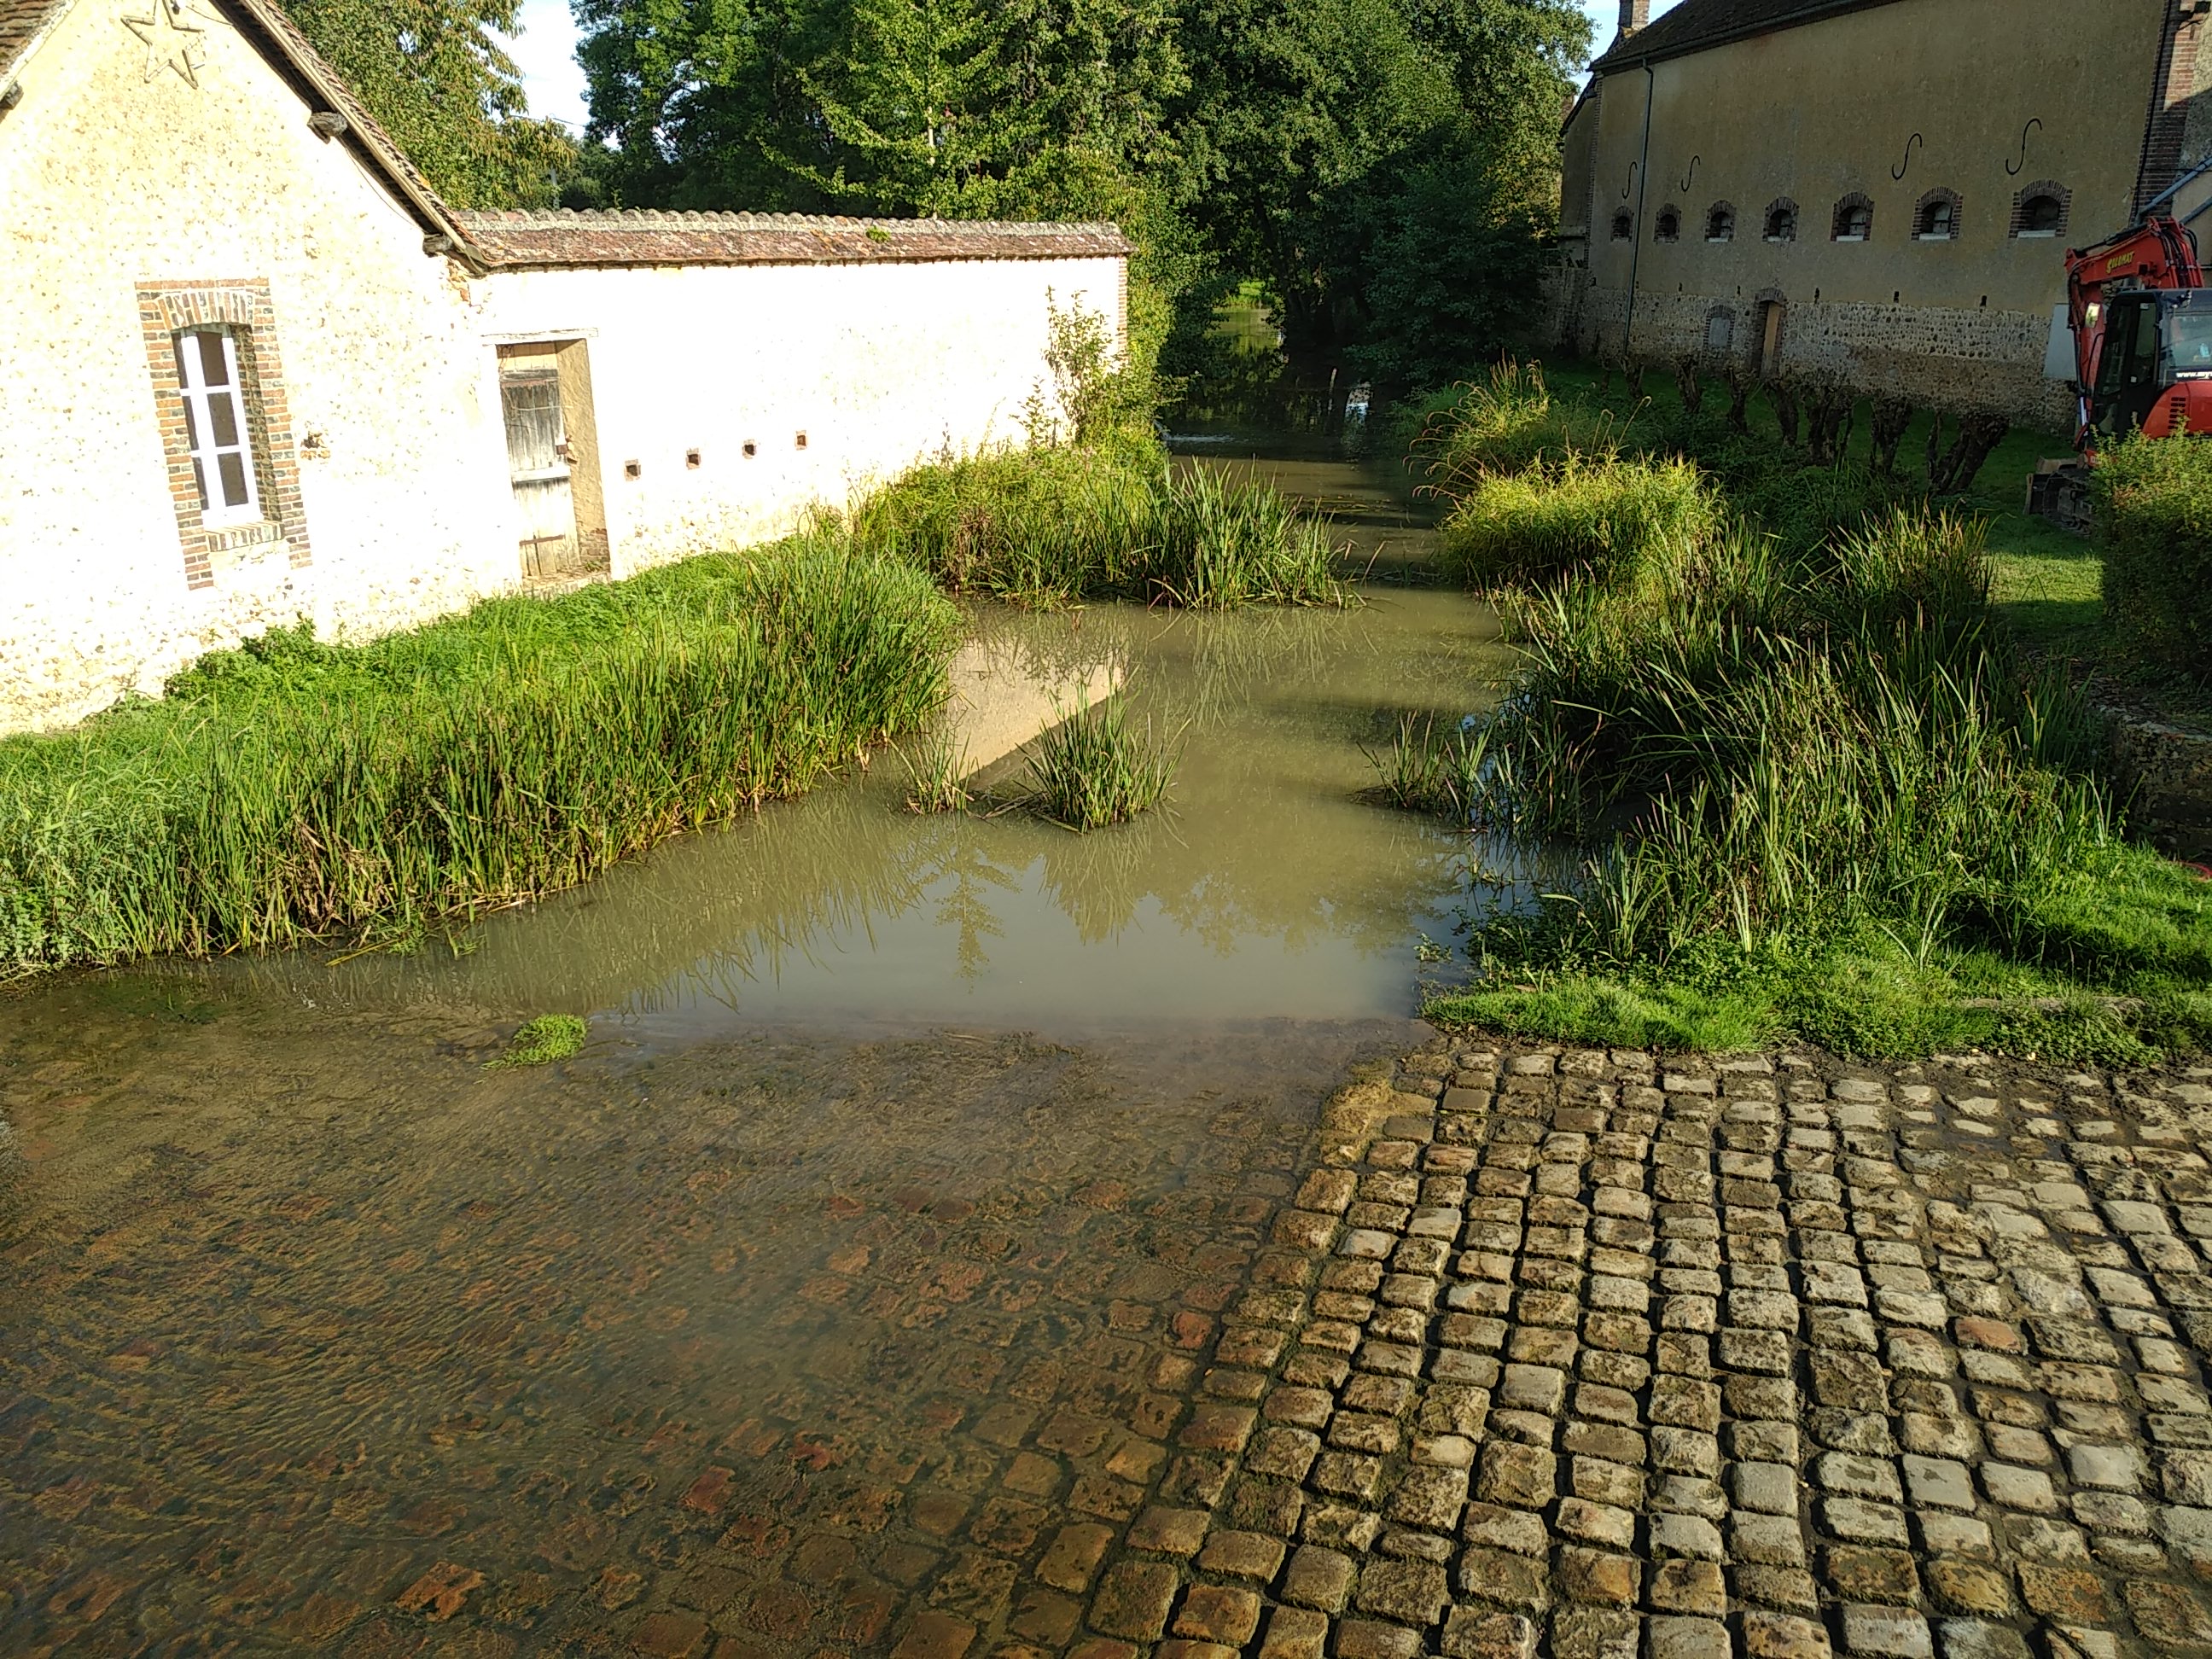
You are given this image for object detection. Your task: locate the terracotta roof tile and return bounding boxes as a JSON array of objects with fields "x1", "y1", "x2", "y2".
[
  {"x1": 1593, "y1": 0, "x2": 1905, "y2": 70},
  {"x1": 0, "y1": 0, "x2": 67, "y2": 79},
  {"x1": 453, "y1": 209, "x2": 1133, "y2": 270}
]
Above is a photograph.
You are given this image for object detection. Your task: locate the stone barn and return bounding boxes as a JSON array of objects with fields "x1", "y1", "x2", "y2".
[
  {"x1": 0, "y1": 0, "x2": 1128, "y2": 733},
  {"x1": 1556, "y1": 0, "x2": 2212, "y2": 426}
]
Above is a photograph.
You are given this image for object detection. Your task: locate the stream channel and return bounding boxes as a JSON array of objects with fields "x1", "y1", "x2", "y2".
[{"x1": 0, "y1": 444, "x2": 1519, "y2": 1653}]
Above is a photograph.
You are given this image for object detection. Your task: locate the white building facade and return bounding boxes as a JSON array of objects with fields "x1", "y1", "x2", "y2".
[{"x1": 0, "y1": 0, "x2": 1127, "y2": 733}]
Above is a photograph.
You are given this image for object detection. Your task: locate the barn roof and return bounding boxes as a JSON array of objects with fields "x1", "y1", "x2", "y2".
[
  {"x1": 456, "y1": 211, "x2": 1134, "y2": 270},
  {"x1": 1592, "y1": 0, "x2": 1907, "y2": 72}
]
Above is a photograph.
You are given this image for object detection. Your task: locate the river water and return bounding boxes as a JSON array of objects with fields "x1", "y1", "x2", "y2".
[{"x1": 0, "y1": 446, "x2": 1513, "y2": 1653}]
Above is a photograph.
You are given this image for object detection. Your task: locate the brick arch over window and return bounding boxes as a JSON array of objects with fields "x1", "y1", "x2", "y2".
[
  {"x1": 137, "y1": 282, "x2": 312, "y2": 589},
  {"x1": 1913, "y1": 188, "x2": 1962, "y2": 240},
  {"x1": 1831, "y1": 192, "x2": 1875, "y2": 242},
  {"x1": 1610, "y1": 207, "x2": 1635, "y2": 241},
  {"x1": 1655, "y1": 203, "x2": 1681, "y2": 243},
  {"x1": 1703, "y1": 304, "x2": 1738, "y2": 355},
  {"x1": 1705, "y1": 201, "x2": 1736, "y2": 242},
  {"x1": 1762, "y1": 198, "x2": 1799, "y2": 242},
  {"x1": 2011, "y1": 179, "x2": 2072, "y2": 238}
]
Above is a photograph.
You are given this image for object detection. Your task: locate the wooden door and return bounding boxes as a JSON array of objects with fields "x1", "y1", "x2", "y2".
[
  {"x1": 1758, "y1": 302, "x2": 1785, "y2": 377},
  {"x1": 500, "y1": 360, "x2": 576, "y2": 579}
]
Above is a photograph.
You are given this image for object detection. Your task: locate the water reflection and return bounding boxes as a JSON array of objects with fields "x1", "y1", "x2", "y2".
[{"x1": 191, "y1": 587, "x2": 1522, "y2": 1034}]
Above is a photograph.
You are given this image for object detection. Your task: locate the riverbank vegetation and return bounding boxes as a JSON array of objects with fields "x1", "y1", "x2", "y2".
[
  {"x1": 1409, "y1": 365, "x2": 2212, "y2": 1061},
  {"x1": 1021, "y1": 698, "x2": 1179, "y2": 830},
  {"x1": 0, "y1": 538, "x2": 958, "y2": 978},
  {"x1": 852, "y1": 438, "x2": 1345, "y2": 608}
]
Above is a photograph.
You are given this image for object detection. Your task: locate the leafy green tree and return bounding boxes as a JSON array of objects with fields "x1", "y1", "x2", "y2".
[{"x1": 281, "y1": 0, "x2": 579, "y2": 207}]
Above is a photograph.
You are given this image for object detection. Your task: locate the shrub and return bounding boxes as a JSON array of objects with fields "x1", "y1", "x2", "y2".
[
  {"x1": 1412, "y1": 362, "x2": 1623, "y2": 492},
  {"x1": 1436, "y1": 454, "x2": 1720, "y2": 589},
  {"x1": 847, "y1": 437, "x2": 1343, "y2": 608},
  {"x1": 2096, "y1": 432, "x2": 2212, "y2": 678}
]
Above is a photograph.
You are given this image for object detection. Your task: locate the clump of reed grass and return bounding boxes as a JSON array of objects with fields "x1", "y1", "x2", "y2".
[
  {"x1": 0, "y1": 533, "x2": 959, "y2": 978},
  {"x1": 903, "y1": 726, "x2": 971, "y2": 814},
  {"x1": 1437, "y1": 453, "x2": 1720, "y2": 590},
  {"x1": 1412, "y1": 361, "x2": 1626, "y2": 491},
  {"x1": 847, "y1": 436, "x2": 1346, "y2": 609},
  {"x1": 1365, "y1": 714, "x2": 1492, "y2": 822},
  {"x1": 1022, "y1": 698, "x2": 1177, "y2": 830},
  {"x1": 487, "y1": 1013, "x2": 586, "y2": 1068}
]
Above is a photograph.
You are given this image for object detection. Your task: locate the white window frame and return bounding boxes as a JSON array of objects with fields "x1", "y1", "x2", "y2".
[{"x1": 173, "y1": 327, "x2": 262, "y2": 529}]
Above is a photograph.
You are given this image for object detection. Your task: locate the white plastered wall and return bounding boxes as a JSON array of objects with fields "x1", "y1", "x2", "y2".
[
  {"x1": 0, "y1": 3, "x2": 1128, "y2": 736},
  {"x1": 0, "y1": 0, "x2": 513, "y2": 732},
  {"x1": 470, "y1": 256, "x2": 1127, "y2": 573}
]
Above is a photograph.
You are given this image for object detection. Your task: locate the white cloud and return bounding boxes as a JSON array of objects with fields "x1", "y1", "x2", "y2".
[{"x1": 497, "y1": 0, "x2": 589, "y2": 130}]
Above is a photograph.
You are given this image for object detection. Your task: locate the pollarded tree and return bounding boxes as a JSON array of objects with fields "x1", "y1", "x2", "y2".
[{"x1": 281, "y1": 0, "x2": 579, "y2": 207}]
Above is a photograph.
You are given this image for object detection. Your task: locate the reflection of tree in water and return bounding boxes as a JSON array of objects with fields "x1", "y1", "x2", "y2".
[{"x1": 928, "y1": 834, "x2": 1022, "y2": 979}]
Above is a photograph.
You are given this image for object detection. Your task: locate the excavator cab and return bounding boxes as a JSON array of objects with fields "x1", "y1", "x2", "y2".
[{"x1": 2092, "y1": 290, "x2": 2212, "y2": 439}]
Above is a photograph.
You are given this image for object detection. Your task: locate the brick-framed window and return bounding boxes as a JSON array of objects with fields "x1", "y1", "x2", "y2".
[
  {"x1": 1762, "y1": 199, "x2": 1799, "y2": 243},
  {"x1": 136, "y1": 282, "x2": 311, "y2": 590},
  {"x1": 1913, "y1": 188, "x2": 1962, "y2": 241},
  {"x1": 2011, "y1": 180, "x2": 2071, "y2": 240},
  {"x1": 1610, "y1": 208, "x2": 1635, "y2": 241},
  {"x1": 1831, "y1": 192, "x2": 1874, "y2": 242},
  {"x1": 1705, "y1": 201, "x2": 1736, "y2": 242},
  {"x1": 1654, "y1": 203, "x2": 1681, "y2": 243}
]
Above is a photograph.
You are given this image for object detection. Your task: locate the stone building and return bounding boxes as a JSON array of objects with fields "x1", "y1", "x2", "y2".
[
  {"x1": 0, "y1": 0, "x2": 1127, "y2": 733},
  {"x1": 1555, "y1": 0, "x2": 2212, "y2": 426}
]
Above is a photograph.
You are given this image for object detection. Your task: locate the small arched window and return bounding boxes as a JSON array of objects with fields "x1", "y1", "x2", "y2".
[
  {"x1": 2012, "y1": 182, "x2": 2069, "y2": 239},
  {"x1": 1611, "y1": 209, "x2": 1635, "y2": 242},
  {"x1": 1915, "y1": 189, "x2": 1961, "y2": 241},
  {"x1": 1763, "y1": 200, "x2": 1798, "y2": 243},
  {"x1": 1705, "y1": 202, "x2": 1736, "y2": 242},
  {"x1": 1655, "y1": 205, "x2": 1681, "y2": 243},
  {"x1": 1832, "y1": 194, "x2": 1873, "y2": 242}
]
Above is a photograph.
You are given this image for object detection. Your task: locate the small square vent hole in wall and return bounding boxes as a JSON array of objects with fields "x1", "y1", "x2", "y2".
[
  {"x1": 743, "y1": 440, "x2": 758, "y2": 458},
  {"x1": 796, "y1": 431, "x2": 808, "y2": 450},
  {"x1": 624, "y1": 459, "x2": 641, "y2": 480},
  {"x1": 686, "y1": 449, "x2": 701, "y2": 469}
]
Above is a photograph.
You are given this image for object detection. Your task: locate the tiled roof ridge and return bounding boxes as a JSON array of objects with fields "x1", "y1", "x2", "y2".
[
  {"x1": 1592, "y1": 0, "x2": 1908, "y2": 71},
  {"x1": 454, "y1": 208, "x2": 1123, "y2": 236}
]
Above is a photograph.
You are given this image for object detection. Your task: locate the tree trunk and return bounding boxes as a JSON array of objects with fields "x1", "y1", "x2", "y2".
[
  {"x1": 1871, "y1": 399, "x2": 1913, "y2": 475},
  {"x1": 1929, "y1": 412, "x2": 2010, "y2": 494},
  {"x1": 1674, "y1": 356, "x2": 1703, "y2": 416},
  {"x1": 1766, "y1": 379, "x2": 1801, "y2": 445}
]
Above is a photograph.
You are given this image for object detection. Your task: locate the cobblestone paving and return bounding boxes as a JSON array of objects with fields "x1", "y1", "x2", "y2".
[
  {"x1": 15, "y1": 1007, "x2": 2212, "y2": 1659},
  {"x1": 1039, "y1": 1039, "x2": 2212, "y2": 1659}
]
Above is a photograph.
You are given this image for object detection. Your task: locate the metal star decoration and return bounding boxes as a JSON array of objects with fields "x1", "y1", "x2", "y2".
[{"x1": 121, "y1": 0, "x2": 205, "y2": 88}]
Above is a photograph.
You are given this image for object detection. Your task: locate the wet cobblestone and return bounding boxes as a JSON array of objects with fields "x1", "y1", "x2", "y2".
[
  {"x1": 1039, "y1": 1039, "x2": 2212, "y2": 1659},
  {"x1": 12, "y1": 1006, "x2": 2212, "y2": 1657}
]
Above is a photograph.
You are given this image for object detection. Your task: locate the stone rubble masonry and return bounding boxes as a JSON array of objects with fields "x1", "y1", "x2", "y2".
[{"x1": 1036, "y1": 1036, "x2": 2212, "y2": 1659}]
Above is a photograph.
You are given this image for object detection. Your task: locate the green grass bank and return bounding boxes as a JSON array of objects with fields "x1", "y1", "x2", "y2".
[{"x1": 1402, "y1": 365, "x2": 2212, "y2": 1062}]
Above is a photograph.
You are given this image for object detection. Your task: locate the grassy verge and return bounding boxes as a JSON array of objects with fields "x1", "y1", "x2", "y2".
[
  {"x1": 1406, "y1": 366, "x2": 2212, "y2": 1060},
  {"x1": 848, "y1": 434, "x2": 1347, "y2": 608},
  {"x1": 1, "y1": 533, "x2": 959, "y2": 977},
  {"x1": 1481, "y1": 360, "x2": 2212, "y2": 731}
]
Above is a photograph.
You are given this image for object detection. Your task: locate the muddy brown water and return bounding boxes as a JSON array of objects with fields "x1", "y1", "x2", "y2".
[{"x1": 0, "y1": 453, "x2": 1514, "y2": 1652}]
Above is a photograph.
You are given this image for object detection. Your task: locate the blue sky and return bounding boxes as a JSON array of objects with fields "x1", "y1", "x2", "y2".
[{"x1": 500, "y1": 0, "x2": 1685, "y2": 130}]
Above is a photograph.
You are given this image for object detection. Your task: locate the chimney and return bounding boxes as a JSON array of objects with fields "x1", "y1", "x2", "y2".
[{"x1": 1620, "y1": 0, "x2": 1650, "y2": 35}]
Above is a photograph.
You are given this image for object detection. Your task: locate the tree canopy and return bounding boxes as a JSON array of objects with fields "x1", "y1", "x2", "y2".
[{"x1": 281, "y1": 0, "x2": 579, "y2": 208}]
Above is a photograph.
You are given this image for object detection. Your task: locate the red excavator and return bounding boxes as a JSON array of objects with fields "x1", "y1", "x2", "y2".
[{"x1": 2029, "y1": 174, "x2": 2212, "y2": 527}]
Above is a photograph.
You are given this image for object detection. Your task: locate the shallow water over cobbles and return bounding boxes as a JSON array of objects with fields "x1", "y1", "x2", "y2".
[
  {"x1": 18, "y1": 1009, "x2": 2212, "y2": 1659},
  {"x1": 0, "y1": 990, "x2": 1413, "y2": 1654}
]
